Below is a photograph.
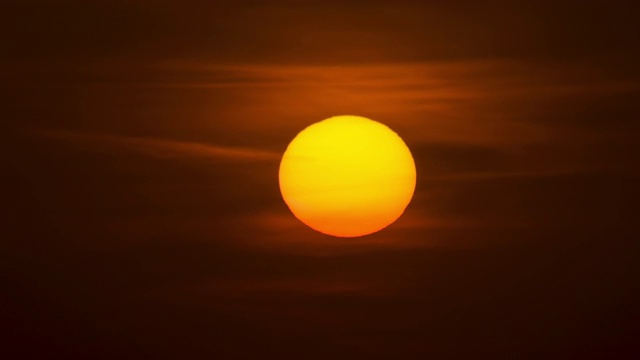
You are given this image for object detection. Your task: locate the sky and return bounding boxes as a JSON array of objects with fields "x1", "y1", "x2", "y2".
[{"x1": 3, "y1": 0, "x2": 639, "y2": 358}]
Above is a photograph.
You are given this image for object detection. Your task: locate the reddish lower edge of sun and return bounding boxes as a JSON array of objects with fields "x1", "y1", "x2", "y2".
[{"x1": 278, "y1": 115, "x2": 416, "y2": 237}]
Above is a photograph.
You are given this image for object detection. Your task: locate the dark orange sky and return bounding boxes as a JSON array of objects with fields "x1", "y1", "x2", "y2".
[{"x1": 3, "y1": 1, "x2": 639, "y2": 358}]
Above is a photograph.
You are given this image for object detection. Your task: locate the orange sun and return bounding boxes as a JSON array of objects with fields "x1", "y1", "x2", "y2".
[{"x1": 279, "y1": 115, "x2": 416, "y2": 237}]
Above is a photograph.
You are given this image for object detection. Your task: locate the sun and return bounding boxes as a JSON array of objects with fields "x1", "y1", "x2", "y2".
[{"x1": 279, "y1": 115, "x2": 416, "y2": 237}]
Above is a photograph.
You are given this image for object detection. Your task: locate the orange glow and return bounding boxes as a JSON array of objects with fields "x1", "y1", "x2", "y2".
[{"x1": 279, "y1": 115, "x2": 416, "y2": 237}]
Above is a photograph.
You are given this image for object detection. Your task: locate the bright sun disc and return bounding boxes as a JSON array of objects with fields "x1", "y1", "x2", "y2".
[{"x1": 279, "y1": 115, "x2": 416, "y2": 237}]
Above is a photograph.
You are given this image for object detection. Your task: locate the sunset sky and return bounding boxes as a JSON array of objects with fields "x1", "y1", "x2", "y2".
[{"x1": 4, "y1": 1, "x2": 639, "y2": 358}]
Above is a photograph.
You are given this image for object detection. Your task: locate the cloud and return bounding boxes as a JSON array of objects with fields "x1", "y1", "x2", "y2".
[
  {"x1": 190, "y1": 278, "x2": 392, "y2": 298},
  {"x1": 150, "y1": 59, "x2": 637, "y2": 149},
  {"x1": 37, "y1": 129, "x2": 281, "y2": 162},
  {"x1": 214, "y1": 206, "x2": 500, "y2": 256}
]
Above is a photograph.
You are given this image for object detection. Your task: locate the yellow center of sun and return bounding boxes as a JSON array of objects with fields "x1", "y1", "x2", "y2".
[{"x1": 278, "y1": 115, "x2": 416, "y2": 237}]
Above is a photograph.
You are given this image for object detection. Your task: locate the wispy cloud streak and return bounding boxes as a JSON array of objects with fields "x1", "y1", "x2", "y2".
[{"x1": 38, "y1": 129, "x2": 281, "y2": 162}]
